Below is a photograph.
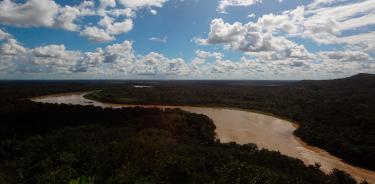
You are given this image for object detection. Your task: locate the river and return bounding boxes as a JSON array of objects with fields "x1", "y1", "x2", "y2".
[{"x1": 31, "y1": 92, "x2": 375, "y2": 183}]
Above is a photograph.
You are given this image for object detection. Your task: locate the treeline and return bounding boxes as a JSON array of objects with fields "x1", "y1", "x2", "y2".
[
  {"x1": 0, "y1": 81, "x2": 367, "y2": 183},
  {"x1": 86, "y1": 74, "x2": 375, "y2": 170}
]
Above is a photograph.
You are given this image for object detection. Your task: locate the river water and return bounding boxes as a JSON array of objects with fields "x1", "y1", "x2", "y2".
[{"x1": 31, "y1": 92, "x2": 375, "y2": 183}]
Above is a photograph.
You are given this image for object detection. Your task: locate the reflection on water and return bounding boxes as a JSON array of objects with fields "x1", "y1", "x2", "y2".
[{"x1": 31, "y1": 92, "x2": 375, "y2": 183}]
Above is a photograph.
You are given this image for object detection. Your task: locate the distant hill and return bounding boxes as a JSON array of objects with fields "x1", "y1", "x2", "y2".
[{"x1": 294, "y1": 73, "x2": 375, "y2": 90}]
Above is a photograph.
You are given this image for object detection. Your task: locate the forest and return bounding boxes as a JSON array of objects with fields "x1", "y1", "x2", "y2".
[
  {"x1": 85, "y1": 73, "x2": 375, "y2": 170},
  {"x1": 0, "y1": 80, "x2": 370, "y2": 183}
]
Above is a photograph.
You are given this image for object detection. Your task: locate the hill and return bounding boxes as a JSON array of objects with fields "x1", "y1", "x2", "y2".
[{"x1": 296, "y1": 73, "x2": 375, "y2": 89}]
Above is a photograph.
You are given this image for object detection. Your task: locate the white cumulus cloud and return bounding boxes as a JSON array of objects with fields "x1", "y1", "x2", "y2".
[
  {"x1": 0, "y1": 0, "x2": 59, "y2": 27},
  {"x1": 0, "y1": 0, "x2": 168, "y2": 42},
  {"x1": 118, "y1": 0, "x2": 168, "y2": 9},
  {"x1": 80, "y1": 27, "x2": 115, "y2": 42},
  {"x1": 217, "y1": 0, "x2": 262, "y2": 13}
]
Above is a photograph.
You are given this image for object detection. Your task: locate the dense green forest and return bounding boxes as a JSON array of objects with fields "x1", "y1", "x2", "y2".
[
  {"x1": 0, "y1": 80, "x2": 369, "y2": 183},
  {"x1": 85, "y1": 74, "x2": 375, "y2": 170}
]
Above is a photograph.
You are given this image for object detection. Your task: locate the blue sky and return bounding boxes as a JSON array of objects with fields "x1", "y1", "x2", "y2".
[{"x1": 0, "y1": 0, "x2": 374, "y2": 79}]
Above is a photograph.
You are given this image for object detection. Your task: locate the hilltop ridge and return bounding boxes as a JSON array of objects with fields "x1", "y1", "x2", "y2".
[{"x1": 296, "y1": 73, "x2": 375, "y2": 89}]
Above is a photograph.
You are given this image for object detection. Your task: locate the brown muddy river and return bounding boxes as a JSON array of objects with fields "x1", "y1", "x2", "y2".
[{"x1": 31, "y1": 92, "x2": 375, "y2": 183}]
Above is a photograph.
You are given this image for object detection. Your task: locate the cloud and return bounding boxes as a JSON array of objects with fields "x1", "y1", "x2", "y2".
[
  {"x1": 191, "y1": 58, "x2": 205, "y2": 65},
  {"x1": 0, "y1": 39, "x2": 81, "y2": 74},
  {"x1": 32, "y1": 45, "x2": 70, "y2": 59},
  {"x1": 0, "y1": 38, "x2": 26, "y2": 55},
  {"x1": 117, "y1": 0, "x2": 168, "y2": 9},
  {"x1": 248, "y1": 13, "x2": 256, "y2": 18},
  {"x1": 0, "y1": 35, "x2": 373, "y2": 79},
  {"x1": 308, "y1": 0, "x2": 336, "y2": 9},
  {"x1": 302, "y1": 0, "x2": 375, "y2": 44},
  {"x1": 72, "y1": 40, "x2": 135, "y2": 73},
  {"x1": 107, "y1": 8, "x2": 135, "y2": 17},
  {"x1": 1, "y1": 0, "x2": 374, "y2": 79},
  {"x1": 198, "y1": 0, "x2": 374, "y2": 68},
  {"x1": 210, "y1": 0, "x2": 375, "y2": 49},
  {"x1": 79, "y1": 15, "x2": 133, "y2": 42},
  {"x1": 0, "y1": 37, "x2": 201, "y2": 77},
  {"x1": 103, "y1": 40, "x2": 135, "y2": 64},
  {"x1": 194, "y1": 15, "x2": 317, "y2": 77},
  {"x1": 0, "y1": 29, "x2": 26, "y2": 56},
  {"x1": 80, "y1": 27, "x2": 114, "y2": 42},
  {"x1": 196, "y1": 18, "x2": 245, "y2": 45},
  {"x1": 54, "y1": 6, "x2": 82, "y2": 31},
  {"x1": 0, "y1": 29, "x2": 24, "y2": 73},
  {"x1": 0, "y1": 0, "x2": 96, "y2": 32},
  {"x1": 340, "y1": 32, "x2": 375, "y2": 52},
  {"x1": 211, "y1": 59, "x2": 239, "y2": 73},
  {"x1": 194, "y1": 0, "x2": 375, "y2": 79},
  {"x1": 29, "y1": 45, "x2": 80, "y2": 73},
  {"x1": 195, "y1": 50, "x2": 223, "y2": 60},
  {"x1": 149, "y1": 36, "x2": 167, "y2": 43},
  {"x1": 150, "y1": 9, "x2": 158, "y2": 15},
  {"x1": 99, "y1": 0, "x2": 116, "y2": 15},
  {"x1": 0, "y1": 0, "x2": 59, "y2": 27},
  {"x1": 0, "y1": 28, "x2": 11, "y2": 41},
  {"x1": 0, "y1": 0, "x2": 167, "y2": 42},
  {"x1": 197, "y1": 18, "x2": 307, "y2": 54},
  {"x1": 72, "y1": 49, "x2": 105, "y2": 73},
  {"x1": 317, "y1": 51, "x2": 371, "y2": 62},
  {"x1": 217, "y1": 0, "x2": 262, "y2": 13},
  {"x1": 257, "y1": 6, "x2": 304, "y2": 34},
  {"x1": 132, "y1": 52, "x2": 191, "y2": 76},
  {"x1": 54, "y1": 1, "x2": 95, "y2": 31},
  {"x1": 98, "y1": 15, "x2": 133, "y2": 35}
]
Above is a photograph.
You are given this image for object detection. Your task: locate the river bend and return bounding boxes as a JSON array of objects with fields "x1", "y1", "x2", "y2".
[{"x1": 31, "y1": 92, "x2": 375, "y2": 183}]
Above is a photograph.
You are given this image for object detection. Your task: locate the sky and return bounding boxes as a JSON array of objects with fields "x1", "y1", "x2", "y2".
[{"x1": 0, "y1": 0, "x2": 374, "y2": 80}]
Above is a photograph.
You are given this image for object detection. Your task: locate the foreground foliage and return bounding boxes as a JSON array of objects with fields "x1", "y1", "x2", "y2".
[{"x1": 0, "y1": 102, "x2": 364, "y2": 184}]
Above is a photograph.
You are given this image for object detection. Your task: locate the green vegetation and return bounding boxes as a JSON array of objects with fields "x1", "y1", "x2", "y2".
[
  {"x1": 85, "y1": 74, "x2": 375, "y2": 170},
  {"x1": 69, "y1": 176, "x2": 95, "y2": 184},
  {"x1": 0, "y1": 80, "x2": 369, "y2": 183}
]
